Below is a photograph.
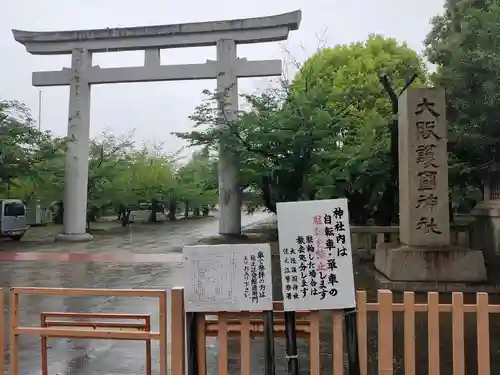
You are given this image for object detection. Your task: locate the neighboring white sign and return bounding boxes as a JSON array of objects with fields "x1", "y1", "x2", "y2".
[
  {"x1": 183, "y1": 244, "x2": 273, "y2": 312},
  {"x1": 276, "y1": 198, "x2": 356, "y2": 311}
]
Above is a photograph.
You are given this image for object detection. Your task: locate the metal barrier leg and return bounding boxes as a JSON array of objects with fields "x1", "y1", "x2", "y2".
[{"x1": 187, "y1": 312, "x2": 199, "y2": 375}]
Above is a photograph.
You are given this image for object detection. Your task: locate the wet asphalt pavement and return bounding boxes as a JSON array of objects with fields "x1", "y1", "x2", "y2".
[{"x1": 0, "y1": 212, "x2": 272, "y2": 375}]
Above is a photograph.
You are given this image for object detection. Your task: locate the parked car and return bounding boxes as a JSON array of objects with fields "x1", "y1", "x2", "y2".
[{"x1": 0, "y1": 199, "x2": 28, "y2": 241}]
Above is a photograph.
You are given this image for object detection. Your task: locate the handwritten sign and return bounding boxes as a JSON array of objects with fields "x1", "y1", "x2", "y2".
[
  {"x1": 183, "y1": 244, "x2": 273, "y2": 312},
  {"x1": 276, "y1": 198, "x2": 356, "y2": 311}
]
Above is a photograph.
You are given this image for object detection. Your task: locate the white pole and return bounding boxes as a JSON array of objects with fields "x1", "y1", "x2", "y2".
[{"x1": 38, "y1": 90, "x2": 42, "y2": 131}]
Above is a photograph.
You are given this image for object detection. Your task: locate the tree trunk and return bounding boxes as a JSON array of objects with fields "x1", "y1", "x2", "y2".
[
  {"x1": 149, "y1": 199, "x2": 159, "y2": 223},
  {"x1": 87, "y1": 205, "x2": 99, "y2": 223},
  {"x1": 168, "y1": 200, "x2": 177, "y2": 221},
  {"x1": 54, "y1": 200, "x2": 64, "y2": 224},
  {"x1": 193, "y1": 207, "x2": 201, "y2": 217},
  {"x1": 184, "y1": 202, "x2": 189, "y2": 218}
]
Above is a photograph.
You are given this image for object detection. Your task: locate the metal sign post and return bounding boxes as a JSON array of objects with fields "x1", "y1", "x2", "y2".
[
  {"x1": 264, "y1": 310, "x2": 276, "y2": 375},
  {"x1": 344, "y1": 308, "x2": 361, "y2": 375},
  {"x1": 284, "y1": 311, "x2": 299, "y2": 375}
]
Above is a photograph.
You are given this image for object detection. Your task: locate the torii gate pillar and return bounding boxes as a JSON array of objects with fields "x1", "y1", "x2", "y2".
[
  {"x1": 59, "y1": 49, "x2": 93, "y2": 241},
  {"x1": 13, "y1": 11, "x2": 301, "y2": 241},
  {"x1": 216, "y1": 39, "x2": 240, "y2": 236}
]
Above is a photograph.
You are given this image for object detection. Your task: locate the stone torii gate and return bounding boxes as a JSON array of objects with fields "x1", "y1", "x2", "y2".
[{"x1": 13, "y1": 10, "x2": 302, "y2": 241}]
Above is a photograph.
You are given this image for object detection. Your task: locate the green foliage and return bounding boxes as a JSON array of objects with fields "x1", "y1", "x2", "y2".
[
  {"x1": 175, "y1": 82, "x2": 345, "y2": 213},
  {"x1": 86, "y1": 131, "x2": 135, "y2": 211},
  {"x1": 125, "y1": 151, "x2": 175, "y2": 203},
  {"x1": 0, "y1": 99, "x2": 218, "y2": 220},
  {"x1": 176, "y1": 35, "x2": 429, "y2": 221},
  {"x1": 424, "y1": 0, "x2": 499, "y2": 203},
  {"x1": 293, "y1": 35, "x2": 428, "y2": 222},
  {"x1": 176, "y1": 150, "x2": 218, "y2": 211},
  {"x1": 0, "y1": 100, "x2": 67, "y2": 204}
]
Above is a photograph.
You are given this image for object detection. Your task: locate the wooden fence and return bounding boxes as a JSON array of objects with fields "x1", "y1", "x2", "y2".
[
  {"x1": 8, "y1": 287, "x2": 173, "y2": 375},
  {"x1": 4, "y1": 287, "x2": 499, "y2": 375},
  {"x1": 184, "y1": 289, "x2": 497, "y2": 375},
  {"x1": 40, "y1": 311, "x2": 154, "y2": 375}
]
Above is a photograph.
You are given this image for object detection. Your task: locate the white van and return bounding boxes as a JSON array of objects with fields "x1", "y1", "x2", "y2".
[{"x1": 0, "y1": 199, "x2": 28, "y2": 241}]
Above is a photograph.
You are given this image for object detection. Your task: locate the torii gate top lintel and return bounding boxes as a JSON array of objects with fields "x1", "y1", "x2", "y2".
[{"x1": 12, "y1": 10, "x2": 302, "y2": 55}]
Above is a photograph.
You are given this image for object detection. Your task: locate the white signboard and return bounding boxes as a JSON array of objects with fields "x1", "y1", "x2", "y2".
[
  {"x1": 183, "y1": 244, "x2": 273, "y2": 312},
  {"x1": 276, "y1": 198, "x2": 356, "y2": 311}
]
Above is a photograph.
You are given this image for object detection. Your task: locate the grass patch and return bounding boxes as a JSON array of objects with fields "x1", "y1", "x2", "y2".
[
  {"x1": 198, "y1": 221, "x2": 280, "y2": 256},
  {"x1": 179, "y1": 215, "x2": 214, "y2": 221}
]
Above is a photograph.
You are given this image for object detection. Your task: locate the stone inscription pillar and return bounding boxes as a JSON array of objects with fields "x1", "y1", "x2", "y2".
[
  {"x1": 56, "y1": 48, "x2": 94, "y2": 242},
  {"x1": 374, "y1": 87, "x2": 486, "y2": 283},
  {"x1": 216, "y1": 39, "x2": 242, "y2": 236},
  {"x1": 398, "y1": 88, "x2": 450, "y2": 247}
]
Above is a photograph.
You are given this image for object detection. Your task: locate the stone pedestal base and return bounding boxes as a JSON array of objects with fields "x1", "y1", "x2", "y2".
[
  {"x1": 55, "y1": 233, "x2": 94, "y2": 242},
  {"x1": 374, "y1": 244, "x2": 487, "y2": 282},
  {"x1": 471, "y1": 200, "x2": 500, "y2": 263}
]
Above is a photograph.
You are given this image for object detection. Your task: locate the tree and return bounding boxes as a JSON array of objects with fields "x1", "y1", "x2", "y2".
[
  {"x1": 1, "y1": 98, "x2": 221, "y2": 227},
  {"x1": 292, "y1": 35, "x2": 428, "y2": 224},
  {"x1": 424, "y1": 0, "x2": 499, "y2": 206},
  {"x1": 7, "y1": 140, "x2": 66, "y2": 206},
  {"x1": 176, "y1": 36, "x2": 429, "y2": 223},
  {"x1": 0, "y1": 100, "x2": 67, "y2": 204},
  {"x1": 175, "y1": 80, "x2": 347, "y2": 214},
  {"x1": 86, "y1": 130, "x2": 135, "y2": 223},
  {"x1": 125, "y1": 149, "x2": 176, "y2": 222},
  {"x1": 176, "y1": 151, "x2": 218, "y2": 217}
]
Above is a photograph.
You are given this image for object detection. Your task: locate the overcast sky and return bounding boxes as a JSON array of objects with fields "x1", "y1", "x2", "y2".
[{"x1": 2, "y1": 0, "x2": 444, "y2": 156}]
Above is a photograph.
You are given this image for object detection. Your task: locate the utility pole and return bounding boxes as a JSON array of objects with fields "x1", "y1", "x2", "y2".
[{"x1": 38, "y1": 90, "x2": 42, "y2": 131}]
